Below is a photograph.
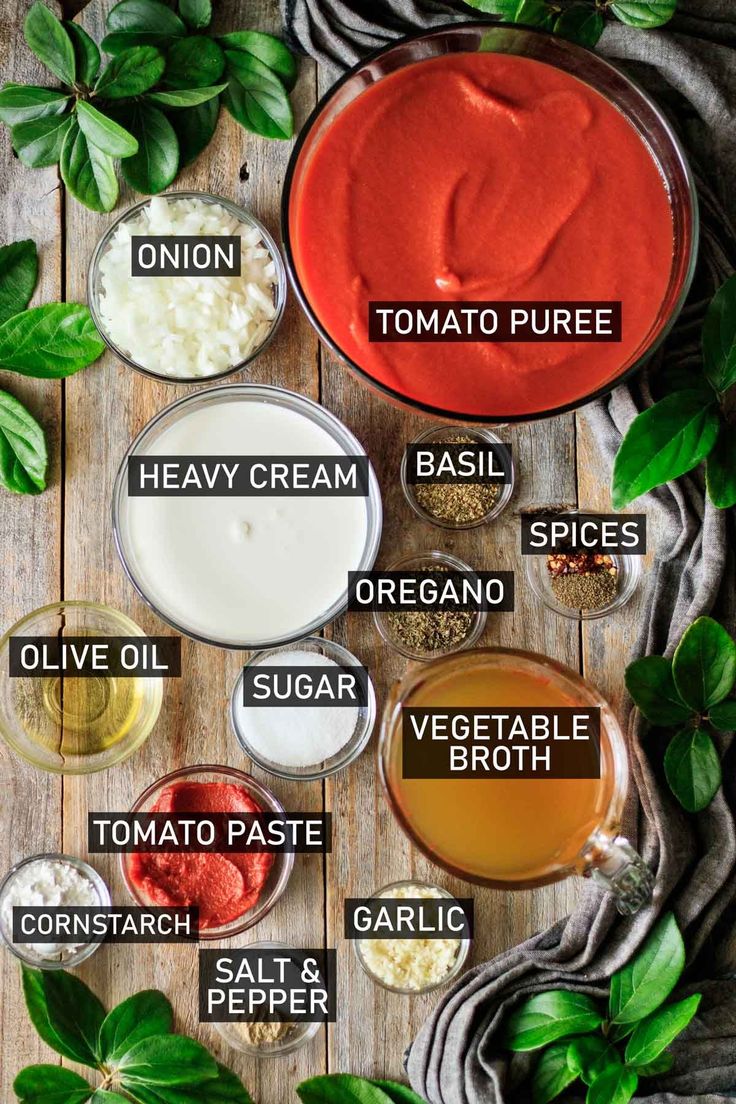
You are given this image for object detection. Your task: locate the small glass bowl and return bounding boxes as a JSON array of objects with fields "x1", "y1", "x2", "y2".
[
  {"x1": 230, "y1": 637, "x2": 376, "y2": 782},
  {"x1": 0, "y1": 853, "x2": 111, "y2": 969},
  {"x1": 353, "y1": 880, "x2": 471, "y2": 995},
  {"x1": 213, "y1": 941, "x2": 323, "y2": 1057},
  {"x1": 400, "y1": 425, "x2": 515, "y2": 530},
  {"x1": 88, "y1": 191, "x2": 287, "y2": 384},
  {"x1": 373, "y1": 550, "x2": 487, "y2": 661},
  {"x1": 524, "y1": 511, "x2": 642, "y2": 621},
  {"x1": 0, "y1": 601, "x2": 163, "y2": 774},
  {"x1": 121, "y1": 766, "x2": 294, "y2": 940}
]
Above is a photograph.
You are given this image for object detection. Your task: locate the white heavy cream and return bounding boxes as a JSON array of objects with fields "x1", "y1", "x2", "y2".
[{"x1": 122, "y1": 397, "x2": 372, "y2": 645}]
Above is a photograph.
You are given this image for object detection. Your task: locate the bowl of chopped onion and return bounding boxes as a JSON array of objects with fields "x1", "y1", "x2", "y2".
[{"x1": 88, "y1": 191, "x2": 287, "y2": 383}]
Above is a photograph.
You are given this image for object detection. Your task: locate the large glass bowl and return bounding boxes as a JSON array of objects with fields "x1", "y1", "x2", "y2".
[
  {"x1": 112, "y1": 384, "x2": 383, "y2": 650},
  {"x1": 282, "y1": 22, "x2": 698, "y2": 424},
  {"x1": 121, "y1": 765, "x2": 294, "y2": 940},
  {"x1": 0, "y1": 601, "x2": 163, "y2": 774}
]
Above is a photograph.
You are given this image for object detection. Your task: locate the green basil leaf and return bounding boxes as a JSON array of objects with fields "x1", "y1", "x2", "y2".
[
  {"x1": 118, "y1": 1034, "x2": 218, "y2": 1087},
  {"x1": 505, "y1": 991, "x2": 603, "y2": 1052},
  {"x1": 20, "y1": 966, "x2": 105, "y2": 1068},
  {"x1": 297, "y1": 1075, "x2": 395, "y2": 1104},
  {"x1": 369, "y1": 1082, "x2": 426, "y2": 1104},
  {"x1": 709, "y1": 699, "x2": 736, "y2": 730},
  {"x1": 566, "y1": 1036, "x2": 618, "y2": 1086},
  {"x1": 0, "y1": 84, "x2": 70, "y2": 126},
  {"x1": 24, "y1": 3, "x2": 76, "y2": 86},
  {"x1": 664, "y1": 726, "x2": 721, "y2": 812},
  {"x1": 12, "y1": 113, "x2": 72, "y2": 167},
  {"x1": 632, "y1": 1051, "x2": 674, "y2": 1077},
  {"x1": 103, "y1": 0, "x2": 186, "y2": 53},
  {"x1": 163, "y1": 36, "x2": 225, "y2": 89},
  {"x1": 60, "y1": 117, "x2": 118, "y2": 212},
  {"x1": 13, "y1": 1064, "x2": 92, "y2": 1104},
  {"x1": 0, "y1": 303, "x2": 105, "y2": 378},
  {"x1": 612, "y1": 391, "x2": 720, "y2": 509},
  {"x1": 125, "y1": 1063, "x2": 254, "y2": 1103},
  {"x1": 464, "y1": 0, "x2": 550, "y2": 24},
  {"x1": 94, "y1": 45, "x2": 165, "y2": 98},
  {"x1": 223, "y1": 53, "x2": 293, "y2": 140},
  {"x1": 119, "y1": 103, "x2": 179, "y2": 193},
  {"x1": 706, "y1": 422, "x2": 736, "y2": 509},
  {"x1": 609, "y1": 1, "x2": 676, "y2": 28},
  {"x1": 672, "y1": 616, "x2": 736, "y2": 710},
  {"x1": 0, "y1": 239, "x2": 38, "y2": 324},
  {"x1": 218, "y1": 31, "x2": 297, "y2": 90},
  {"x1": 609, "y1": 913, "x2": 685, "y2": 1026},
  {"x1": 166, "y1": 97, "x2": 218, "y2": 166},
  {"x1": 64, "y1": 23, "x2": 101, "y2": 86},
  {"x1": 625, "y1": 656, "x2": 691, "y2": 726},
  {"x1": 0, "y1": 389, "x2": 47, "y2": 496},
  {"x1": 99, "y1": 990, "x2": 173, "y2": 1064},
  {"x1": 179, "y1": 0, "x2": 211, "y2": 29},
  {"x1": 702, "y1": 275, "x2": 736, "y2": 394},
  {"x1": 625, "y1": 993, "x2": 701, "y2": 1067},
  {"x1": 148, "y1": 83, "x2": 225, "y2": 108},
  {"x1": 89, "y1": 1094, "x2": 131, "y2": 1103},
  {"x1": 76, "y1": 99, "x2": 139, "y2": 157},
  {"x1": 585, "y1": 1066, "x2": 638, "y2": 1104},
  {"x1": 553, "y1": 4, "x2": 604, "y2": 46},
  {"x1": 530, "y1": 1042, "x2": 578, "y2": 1104}
]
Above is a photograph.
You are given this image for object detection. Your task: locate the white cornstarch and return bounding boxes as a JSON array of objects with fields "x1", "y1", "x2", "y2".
[
  {"x1": 359, "y1": 884, "x2": 461, "y2": 991},
  {"x1": 0, "y1": 858, "x2": 101, "y2": 962},
  {"x1": 97, "y1": 196, "x2": 278, "y2": 379}
]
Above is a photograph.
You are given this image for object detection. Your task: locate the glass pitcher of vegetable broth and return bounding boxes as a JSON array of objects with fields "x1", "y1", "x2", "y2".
[{"x1": 379, "y1": 648, "x2": 652, "y2": 915}]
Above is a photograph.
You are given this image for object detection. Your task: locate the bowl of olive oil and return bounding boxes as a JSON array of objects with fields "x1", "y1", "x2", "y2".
[{"x1": 0, "y1": 602, "x2": 163, "y2": 774}]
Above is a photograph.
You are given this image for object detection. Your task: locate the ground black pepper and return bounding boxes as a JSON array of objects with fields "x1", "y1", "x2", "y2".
[{"x1": 547, "y1": 552, "x2": 619, "y2": 611}]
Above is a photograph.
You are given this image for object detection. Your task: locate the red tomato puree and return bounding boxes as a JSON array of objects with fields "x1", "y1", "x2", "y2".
[
  {"x1": 290, "y1": 52, "x2": 674, "y2": 417},
  {"x1": 128, "y1": 781, "x2": 274, "y2": 929}
]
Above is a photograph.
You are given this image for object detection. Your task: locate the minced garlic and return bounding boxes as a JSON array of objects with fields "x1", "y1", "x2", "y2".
[{"x1": 358, "y1": 884, "x2": 461, "y2": 991}]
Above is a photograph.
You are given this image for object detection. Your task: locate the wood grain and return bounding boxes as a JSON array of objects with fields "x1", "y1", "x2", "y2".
[{"x1": 0, "y1": 4, "x2": 650, "y2": 1101}]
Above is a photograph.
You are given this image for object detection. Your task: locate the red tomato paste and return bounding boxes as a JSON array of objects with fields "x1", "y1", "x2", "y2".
[
  {"x1": 290, "y1": 52, "x2": 674, "y2": 417},
  {"x1": 128, "y1": 781, "x2": 274, "y2": 929}
]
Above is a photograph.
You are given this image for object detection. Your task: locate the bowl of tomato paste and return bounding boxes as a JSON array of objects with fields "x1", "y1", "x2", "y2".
[
  {"x1": 122, "y1": 765, "x2": 294, "y2": 939},
  {"x1": 283, "y1": 23, "x2": 697, "y2": 423}
]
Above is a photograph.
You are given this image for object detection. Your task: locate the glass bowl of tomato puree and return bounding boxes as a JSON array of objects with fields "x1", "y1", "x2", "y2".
[
  {"x1": 283, "y1": 23, "x2": 698, "y2": 424},
  {"x1": 122, "y1": 765, "x2": 294, "y2": 939},
  {"x1": 379, "y1": 648, "x2": 654, "y2": 915}
]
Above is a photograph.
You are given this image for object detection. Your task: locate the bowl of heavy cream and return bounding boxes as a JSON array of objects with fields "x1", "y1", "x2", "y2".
[{"x1": 112, "y1": 385, "x2": 382, "y2": 648}]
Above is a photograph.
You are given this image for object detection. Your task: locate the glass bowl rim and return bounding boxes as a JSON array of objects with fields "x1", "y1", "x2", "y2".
[
  {"x1": 87, "y1": 189, "x2": 288, "y2": 385},
  {"x1": 372, "y1": 548, "x2": 488, "y2": 660},
  {"x1": 378, "y1": 644, "x2": 629, "y2": 890},
  {"x1": 399, "y1": 423, "x2": 515, "y2": 529},
  {"x1": 111, "y1": 382, "x2": 384, "y2": 651},
  {"x1": 352, "y1": 878, "x2": 472, "y2": 995},
  {"x1": 230, "y1": 635, "x2": 377, "y2": 781},
  {"x1": 0, "y1": 852, "x2": 111, "y2": 969},
  {"x1": 120, "y1": 764, "x2": 295, "y2": 940},
  {"x1": 281, "y1": 20, "x2": 699, "y2": 424}
]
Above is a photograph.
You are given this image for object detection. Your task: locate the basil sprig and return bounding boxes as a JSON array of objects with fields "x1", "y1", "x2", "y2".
[
  {"x1": 504, "y1": 913, "x2": 701, "y2": 1104},
  {"x1": 465, "y1": 0, "x2": 676, "y2": 47},
  {"x1": 14, "y1": 967, "x2": 254, "y2": 1103},
  {"x1": 297, "y1": 1075, "x2": 426, "y2": 1103},
  {"x1": 626, "y1": 615, "x2": 736, "y2": 812},
  {"x1": 0, "y1": 237, "x2": 105, "y2": 496},
  {"x1": 613, "y1": 275, "x2": 736, "y2": 510},
  {"x1": 0, "y1": 1, "x2": 297, "y2": 212}
]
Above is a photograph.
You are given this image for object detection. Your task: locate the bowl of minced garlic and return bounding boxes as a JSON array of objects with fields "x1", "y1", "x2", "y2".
[{"x1": 354, "y1": 881, "x2": 471, "y2": 994}]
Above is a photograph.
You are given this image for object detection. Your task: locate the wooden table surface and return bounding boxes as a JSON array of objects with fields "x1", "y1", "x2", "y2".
[{"x1": 0, "y1": 1, "x2": 654, "y2": 1098}]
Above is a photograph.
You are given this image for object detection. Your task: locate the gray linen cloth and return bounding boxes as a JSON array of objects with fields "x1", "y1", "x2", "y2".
[{"x1": 280, "y1": 1, "x2": 736, "y2": 1098}]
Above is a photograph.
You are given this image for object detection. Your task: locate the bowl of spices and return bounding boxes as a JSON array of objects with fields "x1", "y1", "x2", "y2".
[
  {"x1": 354, "y1": 881, "x2": 470, "y2": 995},
  {"x1": 525, "y1": 519, "x2": 642, "y2": 620},
  {"x1": 373, "y1": 550, "x2": 487, "y2": 661},
  {"x1": 231, "y1": 638, "x2": 376, "y2": 781},
  {"x1": 0, "y1": 853, "x2": 110, "y2": 969},
  {"x1": 213, "y1": 942, "x2": 322, "y2": 1057},
  {"x1": 401, "y1": 426, "x2": 514, "y2": 530}
]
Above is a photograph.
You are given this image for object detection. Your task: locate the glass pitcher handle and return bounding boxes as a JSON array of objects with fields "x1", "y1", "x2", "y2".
[{"x1": 580, "y1": 832, "x2": 654, "y2": 916}]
